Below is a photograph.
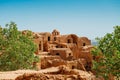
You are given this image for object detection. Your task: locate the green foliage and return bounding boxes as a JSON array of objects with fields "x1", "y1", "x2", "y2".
[
  {"x1": 0, "y1": 22, "x2": 39, "y2": 71},
  {"x1": 92, "y1": 26, "x2": 120, "y2": 80}
]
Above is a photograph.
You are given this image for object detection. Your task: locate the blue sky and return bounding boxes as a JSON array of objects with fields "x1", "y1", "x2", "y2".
[{"x1": 0, "y1": 0, "x2": 120, "y2": 39}]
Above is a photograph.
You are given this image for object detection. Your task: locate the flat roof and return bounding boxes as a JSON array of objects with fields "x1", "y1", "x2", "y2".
[{"x1": 50, "y1": 48, "x2": 69, "y2": 50}]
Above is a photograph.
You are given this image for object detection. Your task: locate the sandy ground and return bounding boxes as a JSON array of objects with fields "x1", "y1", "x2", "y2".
[
  {"x1": 0, "y1": 67, "x2": 95, "y2": 80},
  {"x1": 0, "y1": 67, "x2": 59, "y2": 80}
]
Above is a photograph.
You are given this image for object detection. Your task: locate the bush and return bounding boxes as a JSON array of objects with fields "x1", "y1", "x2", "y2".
[
  {"x1": 92, "y1": 26, "x2": 120, "y2": 80},
  {"x1": 0, "y1": 22, "x2": 39, "y2": 71}
]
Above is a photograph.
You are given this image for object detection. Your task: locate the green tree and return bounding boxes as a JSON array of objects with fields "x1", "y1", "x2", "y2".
[
  {"x1": 92, "y1": 26, "x2": 120, "y2": 80},
  {"x1": 0, "y1": 22, "x2": 39, "y2": 71}
]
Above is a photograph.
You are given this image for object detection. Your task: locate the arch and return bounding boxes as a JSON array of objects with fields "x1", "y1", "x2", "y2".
[
  {"x1": 83, "y1": 43, "x2": 86, "y2": 46},
  {"x1": 79, "y1": 37, "x2": 91, "y2": 45},
  {"x1": 54, "y1": 37, "x2": 56, "y2": 41},
  {"x1": 67, "y1": 39, "x2": 72, "y2": 43},
  {"x1": 52, "y1": 29, "x2": 60, "y2": 36},
  {"x1": 48, "y1": 36, "x2": 50, "y2": 41},
  {"x1": 80, "y1": 37, "x2": 90, "y2": 41},
  {"x1": 67, "y1": 34, "x2": 78, "y2": 44}
]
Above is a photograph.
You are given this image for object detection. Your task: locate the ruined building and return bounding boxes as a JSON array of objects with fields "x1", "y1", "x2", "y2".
[{"x1": 31, "y1": 29, "x2": 93, "y2": 71}]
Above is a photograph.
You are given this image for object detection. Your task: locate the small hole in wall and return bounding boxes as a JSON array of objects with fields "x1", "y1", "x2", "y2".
[
  {"x1": 48, "y1": 36, "x2": 50, "y2": 41},
  {"x1": 69, "y1": 53, "x2": 71, "y2": 56},
  {"x1": 83, "y1": 43, "x2": 86, "y2": 46},
  {"x1": 72, "y1": 66, "x2": 75, "y2": 69},
  {"x1": 56, "y1": 53, "x2": 60, "y2": 55}
]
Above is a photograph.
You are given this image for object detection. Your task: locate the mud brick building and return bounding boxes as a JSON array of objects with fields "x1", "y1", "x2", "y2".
[{"x1": 23, "y1": 29, "x2": 93, "y2": 71}]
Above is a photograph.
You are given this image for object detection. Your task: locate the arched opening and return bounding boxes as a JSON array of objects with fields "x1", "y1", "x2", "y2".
[
  {"x1": 67, "y1": 34, "x2": 78, "y2": 44},
  {"x1": 83, "y1": 43, "x2": 86, "y2": 46},
  {"x1": 48, "y1": 36, "x2": 50, "y2": 41},
  {"x1": 52, "y1": 29, "x2": 60, "y2": 36},
  {"x1": 54, "y1": 37, "x2": 56, "y2": 41},
  {"x1": 68, "y1": 39, "x2": 72, "y2": 43},
  {"x1": 72, "y1": 65, "x2": 75, "y2": 69}
]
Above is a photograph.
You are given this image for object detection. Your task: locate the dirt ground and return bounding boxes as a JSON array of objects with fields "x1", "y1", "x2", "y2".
[{"x1": 0, "y1": 66, "x2": 96, "y2": 80}]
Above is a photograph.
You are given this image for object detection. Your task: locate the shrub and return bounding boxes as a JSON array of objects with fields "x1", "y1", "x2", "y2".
[{"x1": 0, "y1": 22, "x2": 39, "y2": 71}]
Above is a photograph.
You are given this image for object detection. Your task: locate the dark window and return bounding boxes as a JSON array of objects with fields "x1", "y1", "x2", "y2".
[
  {"x1": 48, "y1": 53, "x2": 50, "y2": 55},
  {"x1": 68, "y1": 39, "x2": 71, "y2": 43},
  {"x1": 39, "y1": 44, "x2": 41, "y2": 50},
  {"x1": 56, "y1": 53, "x2": 60, "y2": 55},
  {"x1": 69, "y1": 53, "x2": 71, "y2": 56},
  {"x1": 48, "y1": 36, "x2": 50, "y2": 41},
  {"x1": 56, "y1": 46, "x2": 58, "y2": 48},
  {"x1": 75, "y1": 42, "x2": 77, "y2": 45},
  {"x1": 72, "y1": 65, "x2": 75, "y2": 69},
  {"x1": 83, "y1": 43, "x2": 86, "y2": 46},
  {"x1": 54, "y1": 37, "x2": 56, "y2": 41}
]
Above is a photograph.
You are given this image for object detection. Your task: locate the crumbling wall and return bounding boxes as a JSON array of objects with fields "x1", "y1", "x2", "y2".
[
  {"x1": 40, "y1": 55, "x2": 88, "y2": 71},
  {"x1": 79, "y1": 51, "x2": 93, "y2": 71},
  {"x1": 40, "y1": 56, "x2": 66, "y2": 69}
]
